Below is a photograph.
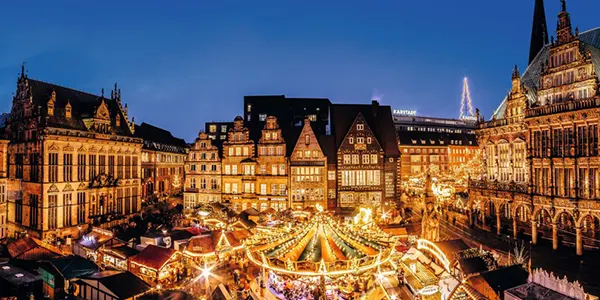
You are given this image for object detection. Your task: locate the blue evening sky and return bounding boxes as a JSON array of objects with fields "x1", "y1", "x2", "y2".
[{"x1": 1, "y1": 0, "x2": 599, "y2": 141}]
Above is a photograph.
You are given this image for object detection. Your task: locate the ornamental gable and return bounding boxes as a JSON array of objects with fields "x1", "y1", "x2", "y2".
[
  {"x1": 291, "y1": 119, "x2": 325, "y2": 161},
  {"x1": 338, "y1": 113, "x2": 383, "y2": 154}
]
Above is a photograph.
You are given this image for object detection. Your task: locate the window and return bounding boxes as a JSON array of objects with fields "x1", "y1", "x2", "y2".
[
  {"x1": 132, "y1": 157, "x2": 138, "y2": 178},
  {"x1": 29, "y1": 154, "x2": 39, "y2": 182},
  {"x1": 305, "y1": 135, "x2": 310, "y2": 145},
  {"x1": 225, "y1": 165, "x2": 231, "y2": 175},
  {"x1": 49, "y1": 153, "x2": 59, "y2": 182},
  {"x1": 351, "y1": 155, "x2": 359, "y2": 164},
  {"x1": 232, "y1": 183, "x2": 238, "y2": 194},
  {"x1": 343, "y1": 155, "x2": 351, "y2": 164},
  {"x1": 201, "y1": 178, "x2": 207, "y2": 189},
  {"x1": 371, "y1": 154, "x2": 378, "y2": 164},
  {"x1": 259, "y1": 114, "x2": 267, "y2": 121},
  {"x1": 77, "y1": 192, "x2": 86, "y2": 224},
  {"x1": 125, "y1": 156, "x2": 131, "y2": 179},
  {"x1": 279, "y1": 164, "x2": 286, "y2": 175},
  {"x1": 362, "y1": 154, "x2": 370, "y2": 164},
  {"x1": 357, "y1": 137, "x2": 364, "y2": 144},
  {"x1": 62, "y1": 153, "x2": 72, "y2": 182},
  {"x1": 209, "y1": 125, "x2": 217, "y2": 132},
  {"x1": 367, "y1": 137, "x2": 372, "y2": 144},
  {"x1": 308, "y1": 114, "x2": 317, "y2": 121},
  {"x1": 260, "y1": 184, "x2": 267, "y2": 195},
  {"x1": 48, "y1": 195, "x2": 58, "y2": 230},
  {"x1": 221, "y1": 125, "x2": 228, "y2": 133},
  {"x1": 191, "y1": 178, "x2": 197, "y2": 189},
  {"x1": 232, "y1": 165, "x2": 238, "y2": 175},
  {"x1": 272, "y1": 165, "x2": 278, "y2": 175},
  {"x1": 211, "y1": 179, "x2": 218, "y2": 190},
  {"x1": 99, "y1": 155, "x2": 106, "y2": 174},
  {"x1": 77, "y1": 154, "x2": 86, "y2": 181},
  {"x1": 224, "y1": 183, "x2": 231, "y2": 193},
  {"x1": 357, "y1": 124, "x2": 364, "y2": 130},
  {"x1": 29, "y1": 195, "x2": 38, "y2": 229},
  {"x1": 349, "y1": 137, "x2": 354, "y2": 144},
  {"x1": 63, "y1": 194, "x2": 72, "y2": 227},
  {"x1": 328, "y1": 171, "x2": 336, "y2": 181}
]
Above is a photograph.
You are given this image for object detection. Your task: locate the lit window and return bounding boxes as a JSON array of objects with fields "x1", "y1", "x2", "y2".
[
  {"x1": 247, "y1": 104, "x2": 252, "y2": 112},
  {"x1": 308, "y1": 114, "x2": 317, "y2": 121},
  {"x1": 367, "y1": 137, "x2": 372, "y2": 144},
  {"x1": 209, "y1": 125, "x2": 217, "y2": 132},
  {"x1": 357, "y1": 124, "x2": 364, "y2": 130},
  {"x1": 349, "y1": 137, "x2": 354, "y2": 144},
  {"x1": 259, "y1": 114, "x2": 267, "y2": 121},
  {"x1": 357, "y1": 137, "x2": 364, "y2": 144}
]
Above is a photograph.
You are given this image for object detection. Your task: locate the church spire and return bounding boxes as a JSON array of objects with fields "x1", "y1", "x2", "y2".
[{"x1": 529, "y1": 0, "x2": 549, "y2": 64}]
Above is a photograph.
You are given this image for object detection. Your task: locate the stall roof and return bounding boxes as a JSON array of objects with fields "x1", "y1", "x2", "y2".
[
  {"x1": 79, "y1": 271, "x2": 151, "y2": 299},
  {"x1": 129, "y1": 245, "x2": 177, "y2": 271}
]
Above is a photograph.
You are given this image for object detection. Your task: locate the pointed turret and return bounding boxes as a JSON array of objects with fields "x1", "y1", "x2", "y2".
[{"x1": 529, "y1": 0, "x2": 549, "y2": 64}]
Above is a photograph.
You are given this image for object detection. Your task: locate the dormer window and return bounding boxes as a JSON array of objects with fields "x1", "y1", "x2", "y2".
[{"x1": 65, "y1": 100, "x2": 72, "y2": 119}]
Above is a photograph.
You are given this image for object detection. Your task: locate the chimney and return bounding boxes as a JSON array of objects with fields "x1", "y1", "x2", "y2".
[{"x1": 371, "y1": 100, "x2": 379, "y2": 117}]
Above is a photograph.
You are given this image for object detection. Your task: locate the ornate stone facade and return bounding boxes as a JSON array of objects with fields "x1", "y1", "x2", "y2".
[
  {"x1": 184, "y1": 132, "x2": 221, "y2": 209},
  {"x1": 255, "y1": 116, "x2": 288, "y2": 211},
  {"x1": 470, "y1": 2, "x2": 600, "y2": 256},
  {"x1": 0, "y1": 139, "x2": 8, "y2": 239},
  {"x1": 290, "y1": 119, "x2": 327, "y2": 210},
  {"x1": 221, "y1": 116, "x2": 289, "y2": 212},
  {"x1": 4, "y1": 70, "x2": 142, "y2": 240}
]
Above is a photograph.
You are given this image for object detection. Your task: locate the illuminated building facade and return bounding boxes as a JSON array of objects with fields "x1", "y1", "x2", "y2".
[
  {"x1": 255, "y1": 116, "x2": 288, "y2": 211},
  {"x1": 394, "y1": 114, "x2": 477, "y2": 179},
  {"x1": 221, "y1": 116, "x2": 255, "y2": 211},
  {"x1": 289, "y1": 118, "x2": 328, "y2": 210},
  {"x1": 135, "y1": 122, "x2": 187, "y2": 200},
  {"x1": 470, "y1": 1, "x2": 600, "y2": 256},
  {"x1": 4, "y1": 69, "x2": 142, "y2": 240},
  {"x1": 0, "y1": 139, "x2": 8, "y2": 239},
  {"x1": 331, "y1": 102, "x2": 400, "y2": 209},
  {"x1": 184, "y1": 132, "x2": 221, "y2": 209}
]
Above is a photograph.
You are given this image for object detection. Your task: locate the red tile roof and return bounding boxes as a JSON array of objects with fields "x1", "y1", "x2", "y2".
[{"x1": 129, "y1": 245, "x2": 177, "y2": 271}]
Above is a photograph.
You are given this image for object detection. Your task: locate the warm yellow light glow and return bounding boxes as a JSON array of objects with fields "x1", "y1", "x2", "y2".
[{"x1": 416, "y1": 239, "x2": 451, "y2": 272}]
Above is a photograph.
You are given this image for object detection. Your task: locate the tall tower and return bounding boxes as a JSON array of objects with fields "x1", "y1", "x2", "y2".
[
  {"x1": 459, "y1": 77, "x2": 475, "y2": 120},
  {"x1": 529, "y1": 0, "x2": 549, "y2": 64}
]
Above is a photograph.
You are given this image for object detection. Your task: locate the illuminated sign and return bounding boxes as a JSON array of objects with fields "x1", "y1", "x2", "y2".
[
  {"x1": 418, "y1": 285, "x2": 440, "y2": 296},
  {"x1": 393, "y1": 109, "x2": 417, "y2": 116}
]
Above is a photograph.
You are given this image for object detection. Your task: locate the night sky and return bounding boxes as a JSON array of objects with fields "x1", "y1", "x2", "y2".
[{"x1": 1, "y1": 0, "x2": 599, "y2": 142}]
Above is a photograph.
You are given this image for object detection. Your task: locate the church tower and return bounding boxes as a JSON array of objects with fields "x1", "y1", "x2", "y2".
[{"x1": 529, "y1": 0, "x2": 549, "y2": 64}]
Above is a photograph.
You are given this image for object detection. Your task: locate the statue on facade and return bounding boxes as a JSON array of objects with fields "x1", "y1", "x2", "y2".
[{"x1": 421, "y1": 174, "x2": 440, "y2": 241}]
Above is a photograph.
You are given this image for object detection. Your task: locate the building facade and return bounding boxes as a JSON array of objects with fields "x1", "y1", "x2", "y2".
[
  {"x1": 331, "y1": 102, "x2": 401, "y2": 210},
  {"x1": 255, "y1": 117, "x2": 288, "y2": 211},
  {"x1": 394, "y1": 114, "x2": 477, "y2": 179},
  {"x1": 184, "y1": 132, "x2": 221, "y2": 209},
  {"x1": 0, "y1": 139, "x2": 8, "y2": 239},
  {"x1": 4, "y1": 72, "x2": 142, "y2": 240},
  {"x1": 336, "y1": 113, "x2": 386, "y2": 207},
  {"x1": 470, "y1": 1, "x2": 600, "y2": 256},
  {"x1": 135, "y1": 123, "x2": 187, "y2": 201},
  {"x1": 289, "y1": 119, "x2": 328, "y2": 210},
  {"x1": 221, "y1": 116, "x2": 256, "y2": 212}
]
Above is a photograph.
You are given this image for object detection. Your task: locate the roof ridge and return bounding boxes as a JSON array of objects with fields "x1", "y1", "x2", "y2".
[{"x1": 28, "y1": 78, "x2": 104, "y2": 100}]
